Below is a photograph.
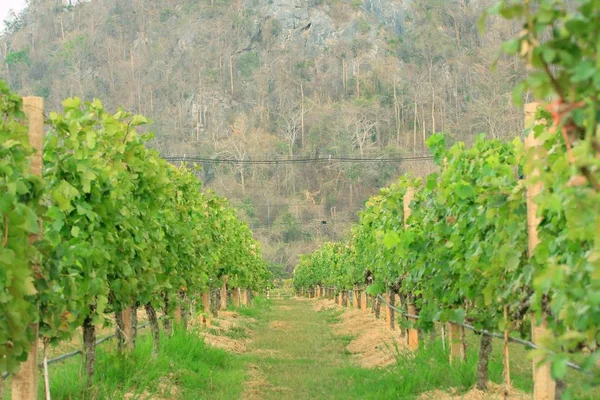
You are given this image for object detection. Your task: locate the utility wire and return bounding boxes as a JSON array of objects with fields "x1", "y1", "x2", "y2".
[
  {"x1": 163, "y1": 155, "x2": 434, "y2": 165},
  {"x1": 373, "y1": 294, "x2": 588, "y2": 374},
  {"x1": 1, "y1": 317, "x2": 165, "y2": 380}
]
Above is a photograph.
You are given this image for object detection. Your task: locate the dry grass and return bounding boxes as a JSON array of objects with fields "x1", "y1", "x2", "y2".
[
  {"x1": 241, "y1": 363, "x2": 271, "y2": 400},
  {"x1": 197, "y1": 310, "x2": 255, "y2": 353},
  {"x1": 204, "y1": 334, "x2": 248, "y2": 353},
  {"x1": 312, "y1": 299, "x2": 338, "y2": 312},
  {"x1": 268, "y1": 321, "x2": 291, "y2": 329},
  {"x1": 419, "y1": 382, "x2": 531, "y2": 400},
  {"x1": 316, "y1": 299, "x2": 407, "y2": 368}
]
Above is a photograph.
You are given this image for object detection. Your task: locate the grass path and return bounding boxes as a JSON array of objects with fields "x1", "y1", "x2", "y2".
[
  {"x1": 242, "y1": 298, "x2": 600, "y2": 400},
  {"x1": 4, "y1": 297, "x2": 597, "y2": 399},
  {"x1": 242, "y1": 298, "x2": 397, "y2": 400}
]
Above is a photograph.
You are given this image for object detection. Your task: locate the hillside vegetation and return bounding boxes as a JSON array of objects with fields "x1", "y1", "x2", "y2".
[{"x1": 1, "y1": 0, "x2": 525, "y2": 272}]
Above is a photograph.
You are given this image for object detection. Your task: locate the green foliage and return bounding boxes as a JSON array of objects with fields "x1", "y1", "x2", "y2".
[
  {"x1": 0, "y1": 82, "x2": 44, "y2": 373},
  {"x1": 488, "y1": 0, "x2": 600, "y2": 382},
  {"x1": 294, "y1": 129, "x2": 600, "y2": 385},
  {"x1": 1, "y1": 84, "x2": 270, "y2": 375},
  {"x1": 45, "y1": 328, "x2": 246, "y2": 399},
  {"x1": 5, "y1": 50, "x2": 30, "y2": 66},
  {"x1": 236, "y1": 51, "x2": 260, "y2": 79}
]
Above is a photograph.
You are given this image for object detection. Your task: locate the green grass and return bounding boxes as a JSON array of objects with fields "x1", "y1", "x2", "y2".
[
  {"x1": 243, "y1": 299, "x2": 599, "y2": 399},
  {"x1": 3, "y1": 297, "x2": 598, "y2": 399},
  {"x1": 33, "y1": 327, "x2": 245, "y2": 399}
]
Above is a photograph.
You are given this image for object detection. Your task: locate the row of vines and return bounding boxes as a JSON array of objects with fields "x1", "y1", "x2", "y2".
[
  {"x1": 1, "y1": 82, "x2": 270, "y2": 386},
  {"x1": 294, "y1": 0, "x2": 600, "y2": 396}
]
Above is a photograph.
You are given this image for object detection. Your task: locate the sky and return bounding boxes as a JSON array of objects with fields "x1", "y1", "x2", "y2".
[{"x1": 0, "y1": 0, "x2": 27, "y2": 26}]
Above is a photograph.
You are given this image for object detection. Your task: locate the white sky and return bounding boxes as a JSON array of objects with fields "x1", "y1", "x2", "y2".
[{"x1": 0, "y1": 0, "x2": 27, "y2": 26}]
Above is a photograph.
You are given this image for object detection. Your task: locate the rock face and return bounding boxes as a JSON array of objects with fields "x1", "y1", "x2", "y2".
[{"x1": 246, "y1": 0, "x2": 407, "y2": 55}]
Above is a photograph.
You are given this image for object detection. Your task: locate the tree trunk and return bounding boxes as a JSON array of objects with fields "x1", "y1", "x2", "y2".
[
  {"x1": 163, "y1": 297, "x2": 173, "y2": 336},
  {"x1": 413, "y1": 101, "x2": 418, "y2": 155},
  {"x1": 555, "y1": 379, "x2": 567, "y2": 400},
  {"x1": 131, "y1": 306, "x2": 138, "y2": 349},
  {"x1": 476, "y1": 334, "x2": 493, "y2": 391},
  {"x1": 431, "y1": 89, "x2": 436, "y2": 133},
  {"x1": 461, "y1": 326, "x2": 467, "y2": 360},
  {"x1": 115, "y1": 310, "x2": 126, "y2": 352},
  {"x1": 83, "y1": 315, "x2": 96, "y2": 388},
  {"x1": 145, "y1": 303, "x2": 160, "y2": 359},
  {"x1": 355, "y1": 61, "x2": 360, "y2": 99},
  {"x1": 300, "y1": 82, "x2": 305, "y2": 148},
  {"x1": 229, "y1": 55, "x2": 234, "y2": 97},
  {"x1": 179, "y1": 293, "x2": 189, "y2": 330}
]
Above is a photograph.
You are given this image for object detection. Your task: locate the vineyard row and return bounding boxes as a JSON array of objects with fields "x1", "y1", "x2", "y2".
[
  {"x1": 1, "y1": 83, "x2": 270, "y2": 399},
  {"x1": 293, "y1": 104, "x2": 600, "y2": 398}
]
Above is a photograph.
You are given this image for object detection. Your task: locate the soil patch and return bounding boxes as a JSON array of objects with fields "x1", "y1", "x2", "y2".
[
  {"x1": 204, "y1": 333, "x2": 248, "y2": 353},
  {"x1": 198, "y1": 309, "x2": 255, "y2": 353},
  {"x1": 268, "y1": 321, "x2": 291, "y2": 329},
  {"x1": 329, "y1": 304, "x2": 407, "y2": 368},
  {"x1": 312, "y1": 299, "x2": 337, "y2": 312},
  {"x1": 124, "y1": 374, "x2": 180, "y2": 400},
  {"x1": 278, "y1": 306, "x2": 293, "y2": 311},
  {"x1": 241, "y1": 363, "x2": 271, "y2": 400},
  {"x1": 418, "y1": 382, "x2": 530, "y2": 400}
]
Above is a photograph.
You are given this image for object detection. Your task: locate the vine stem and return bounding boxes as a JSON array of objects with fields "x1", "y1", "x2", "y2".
[{"x1": 2, "y1": 216, "x2": 7, "y2": 247}]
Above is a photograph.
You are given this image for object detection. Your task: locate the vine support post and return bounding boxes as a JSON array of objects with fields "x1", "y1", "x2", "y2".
[
  {"x1": 353, "y1": 286, "x2": 359, "y2": 309},
  {"x1": 220, "y1": 276, "x2": 228, "y2": 310},
  {"x1": 338, "y1": 291, "x2": 342, "y2": 306},
  {"x1": 201, "y1": 292, "x2": 211, "y2": 326},
  {"x1": 233, "y1": 288, "x2": 241, "y2": 308},
  {"x1": 448, "y1": 323, "x2": 465, "y2": 363},
  {"x1": 241, "y1": 289, "x2": 249, "y2": 307},
  {"x1": 12, "y1": 96, "x2": 44, "y2": 400},
  {"x1": 385, "y1": 292, "x2": 395, "y2": 330},
  {"x1": 525, "y1": 102, "x2": 556, "y2": 400},
  {"x1": 361, "y1": 289, "x2": 368, "y2": 312},
  {"x1": 404, "y1": 187, "x2": 419, "y2": 351},
  {"x1": 122, "y1": 308, "x2": 134, "y2": 351},
  {"x1": 174, "y1": 306, "x2": 182, "y2": 324}
]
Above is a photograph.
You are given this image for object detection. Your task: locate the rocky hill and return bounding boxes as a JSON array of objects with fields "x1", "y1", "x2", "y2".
[{"x1": 0, "y1": 0, "x2": 524, "y2": 273}]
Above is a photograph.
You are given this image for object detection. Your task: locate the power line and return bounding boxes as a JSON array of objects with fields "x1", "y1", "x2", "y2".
[
  {"x1": 249, "y1": 218, "x2": 357, "y2": 229},
  {"x1": 163, "y1": 155, "x2": 434, "y2": 165}
]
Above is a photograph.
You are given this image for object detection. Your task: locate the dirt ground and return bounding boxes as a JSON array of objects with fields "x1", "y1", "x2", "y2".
[{"x1": 313, "y1": 298, "x2": 408, "y2": 368}]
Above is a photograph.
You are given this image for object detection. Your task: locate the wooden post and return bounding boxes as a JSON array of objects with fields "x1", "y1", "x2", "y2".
[
  {"x1": 361, "y1": 290, "x2": 368, "y2": 312},
  {"x1": 220, "y1": 276, "x2": 228, "y2": 310},
  {"x1": 122, "y1": 308, "x2": 134, "y2": 350},
  {"x1": 233, "y1": 288, "x2": 241, "y2": 307},
  {"x1": 449, "y1": 323, "x2": 465, "y2": 363},
  {"x1": 241, "y1": 289, "x2": 248, "y2": 307},
  {"x1": 201, "y1": 292, "x2": 211, "y2": 327},
  {"x1": 315, "y1": 285, "x2": 320, "y2": 298},
  {"x1": 353, "y1": 286, "x2": 359, "y2": 309},
  {"x1": 404, "y1": 187, "x2": 419, "y2": 350},
  {"x1": 385, "y1": 292, "x2": 394, "y2": 330},
  {"x1": 504, "y1": 306, "x2": 511, "y2": 397},
  {"x1": 338, "y1": 291, "x2": 342, "y2": 306},
  {"x1": 12, "y1": 97, "x2": 44, "y2": 400},
  {"x1": 174, "y1": 307, "x2": 182, "y2": 324},
  {"x1": 525, "y1": 102, "x2": 556, "y2": 400}
]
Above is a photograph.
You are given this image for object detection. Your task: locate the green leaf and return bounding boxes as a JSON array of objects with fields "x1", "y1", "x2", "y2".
[
  {"x1": 62, "y1": 97, "x2": 81, "y2": 109},
  {"x1": 456, "y1": 182, "x2": 475, "y2": 199},
  {"x1": 571, "y1": 61, "x2": 595, "y2": 82},
  {"x1": 71, "y1": 226, "x2": 80, "y2": 238},
  {"x1": 130, "y1": 114, "x2": 148, "y2": 126},
  {"x1": 383, "y1": 231, "x2": 400, "y2": 249},
  {"x1": 551, "y1": 357, "x2": 568, "y2": 380}
]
